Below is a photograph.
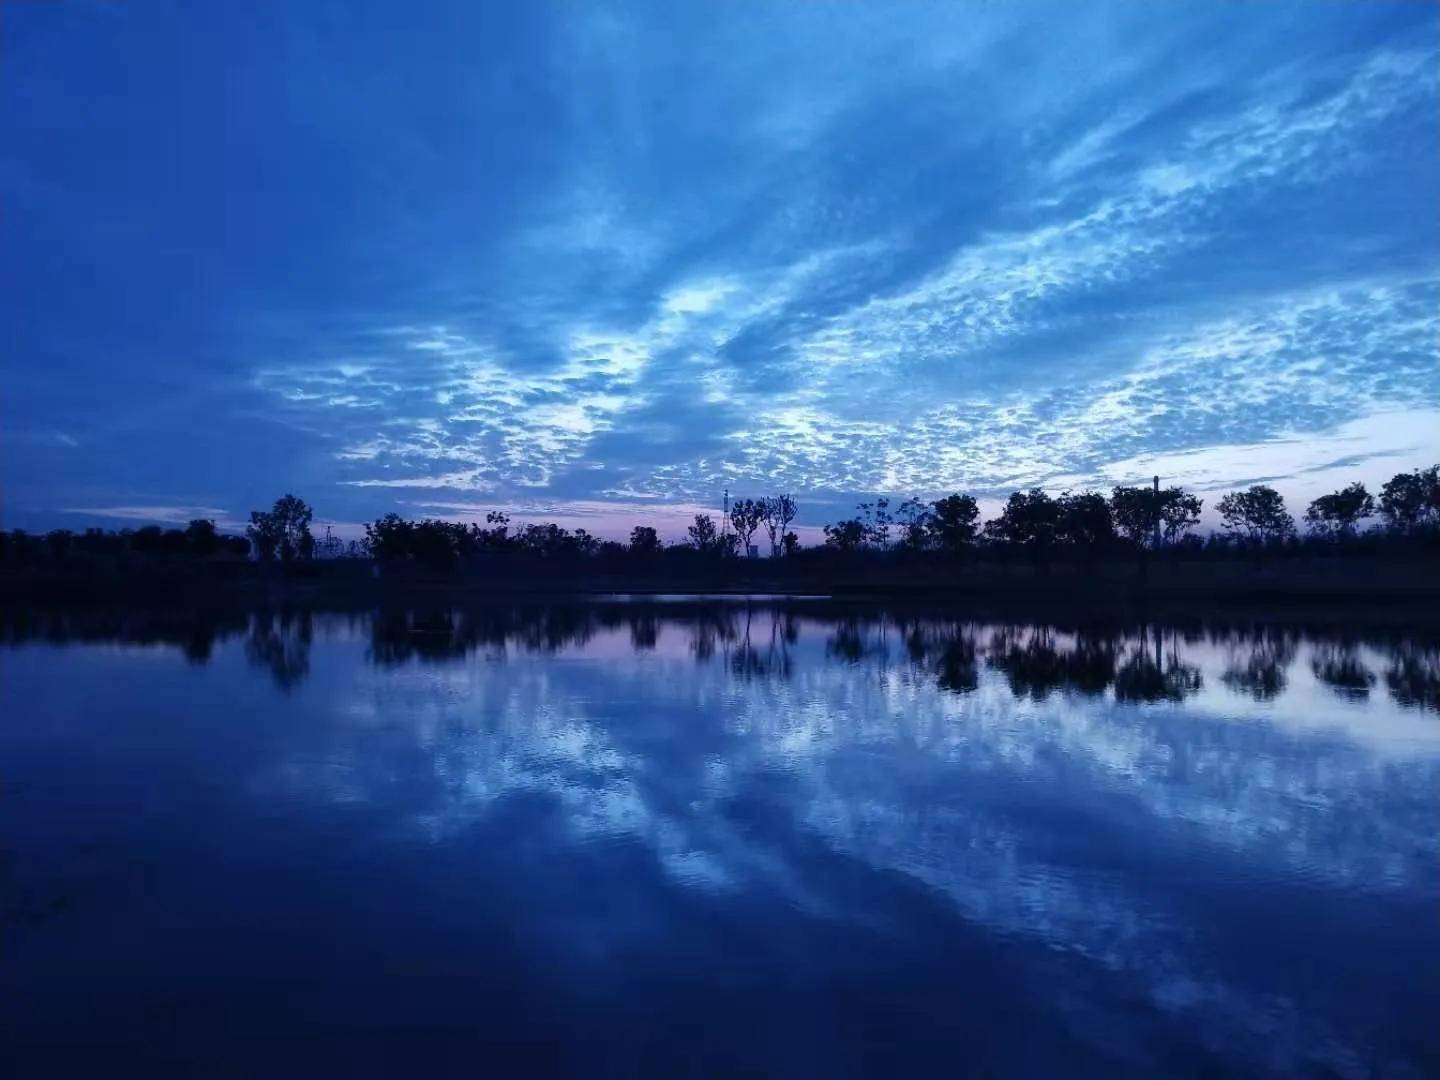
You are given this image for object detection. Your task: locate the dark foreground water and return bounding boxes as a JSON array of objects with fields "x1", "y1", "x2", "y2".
[{"x1": 1, "y1": 604, "x2": 1437, "y2": 1077}]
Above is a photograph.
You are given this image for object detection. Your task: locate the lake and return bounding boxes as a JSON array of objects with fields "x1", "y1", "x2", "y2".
[{"x1": 2, "y1": 603, "x2": 1437, "y2": 1076}]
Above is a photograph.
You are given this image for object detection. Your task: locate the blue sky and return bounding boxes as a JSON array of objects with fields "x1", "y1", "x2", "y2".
[{"x1": 3, "y1": 1, "x2": 1437, "y2": 538}]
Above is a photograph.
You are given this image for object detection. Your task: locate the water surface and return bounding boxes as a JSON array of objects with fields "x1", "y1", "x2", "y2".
[{"x1": 2, "y1": 605, "x2": 1437, "y2": 1076}]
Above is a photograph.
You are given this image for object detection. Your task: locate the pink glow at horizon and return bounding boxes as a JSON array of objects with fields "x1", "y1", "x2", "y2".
[{"x1": 313, "y1": 499, "x2": 830, "y2": 546}]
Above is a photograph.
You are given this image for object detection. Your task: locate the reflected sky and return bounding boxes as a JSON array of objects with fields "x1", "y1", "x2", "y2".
[{"x1": 2, "y1": 605, "x2": 1437, "y2": 1075}]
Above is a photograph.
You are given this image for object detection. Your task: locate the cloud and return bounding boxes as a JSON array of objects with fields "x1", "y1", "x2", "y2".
[
  {"x1": 9, "y1": 3, "x2": 1437, "y2": 526},
  {"x1": 343, "y1": 470, "x2": 495, "y2": 490},
  {"x1": 1053, "y1": 408, "x2": 1440, "y2": 507},
  {"x1": 238, "y1": 31, "x2": 1437, "y2": 524},
  {"x1": 636, "y1": 276, "x2": 1440, "y2": 500},
  {"x1": 1, "y1": 429, "x2": 80, "y2": 449},
  {"x1": 62, "y1": 505, "x2": 238, "y2": 526}
]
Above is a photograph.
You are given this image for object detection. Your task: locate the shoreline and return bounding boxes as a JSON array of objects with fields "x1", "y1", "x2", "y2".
[{"x1": 4, "y1": 558, "x2": 1438, "y2": 630}]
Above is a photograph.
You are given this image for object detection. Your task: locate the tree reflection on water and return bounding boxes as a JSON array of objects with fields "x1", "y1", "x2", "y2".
[{"x1": 2, "y1": 603, "x2": 1438, "y2": 716}]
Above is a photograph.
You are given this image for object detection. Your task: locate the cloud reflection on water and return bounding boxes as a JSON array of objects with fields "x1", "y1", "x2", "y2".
[
  {"x1": 4, "y1": 603, "x2": 1438, "y2": 1073},
  {"x1": 245, "y1": 607, "x2": 1433, "y2": 1074}
]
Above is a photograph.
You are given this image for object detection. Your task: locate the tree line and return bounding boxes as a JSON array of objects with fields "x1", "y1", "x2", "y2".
[
  {"x1": 0, "y1": 518, "x2": 252, "y2": 563},
  {"x1": 1, "y1": 466, "x2": 1434, "y2": 570},
  {"x1": 359, "y1": 493, "x2": 800, "y2": 571},
  {"x1": 817, "y1": 468, "x2": 1438, "y2": 556}
]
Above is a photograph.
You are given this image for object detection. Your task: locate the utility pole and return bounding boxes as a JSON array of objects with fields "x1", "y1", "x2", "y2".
[{"x1": 722, "y1": 487, "x2": 730, "y2": 542}]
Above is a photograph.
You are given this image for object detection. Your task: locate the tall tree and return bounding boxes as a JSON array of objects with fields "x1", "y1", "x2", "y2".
[
  {"x1": 822, "y1": 518, "x2": 866, "y2": 552},
  {"x1": 985, "y1": 489, "x2": 1060, "y2": 553},
  {"x1": 1378, "y1": 466, "x2": 1439, "y2": 532},
  {"x1": 1109, "y1": 486, "x2": 1199, "y2": 550},
  {"x1": 895, "y1": 498, "x2": 933, "y2": 550},
  {"x1": 926, "y1": 493, "x2": 980, "y2": 553},
  {"x1": 760, "y1": 494, "x2": 798, "y2": 556},
  {"x1": 474, "y1": 511, "x2": 512, "y2": 552},
  {"x1": 687, "y1": 514, "x2": 720, "y2": 552},
  {"x1": 1305, "y1": 482, "x2": 1376, "y2": 538},
  {"x1": 1056, "y1": 491, "x2": 1115, "y2": 551},
  {"x1": 856, "y1": 497, "x2": 892, "y2": 549},
  {"x1": 1216, "y1": 486, "x2": 1295, "y2": 543},
  {"x1": 776, "y1": 495, "x2": 798, "y2": 548},
  {"x1": 364, "y1": 513, "x2": 411, "y2": 563},
  {"x1": 1110, "y1": 486, "x2": 1157, "y2": 550},
  {"x1": 572, "y1": 529, "x2": 600, "y2": 557},
  {"x1": 1158, "y1": 490, "x2": 1203, "y2": 546},
  {"x1": 728, "y1": 498, "x2": 763, "y2": 556},
  {"x1": 248, "y1": 494, "x2": 315, "y2": 562},
  {"x1": 629, "y1": 525, "x2": 661, "y2": 555}
]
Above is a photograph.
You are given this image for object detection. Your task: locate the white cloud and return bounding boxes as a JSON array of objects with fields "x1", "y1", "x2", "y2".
[
  {"x1": 342, "y1": 470, "x2": 493, "y2": 490},
  {"x1": 1083, "y1": 408, "x2": 1440, "y2": 502},
  {"x1": 62, "y1": 505, "x2": 237, "y2": 526},
  {"x1": 246, "y1": 42, "x2": 1438, "y2": 513}
]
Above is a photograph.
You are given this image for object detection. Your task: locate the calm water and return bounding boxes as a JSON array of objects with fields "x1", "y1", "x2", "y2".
[{"x1": 2, "y1": 604, "x2": 1437, "y2": 1077}]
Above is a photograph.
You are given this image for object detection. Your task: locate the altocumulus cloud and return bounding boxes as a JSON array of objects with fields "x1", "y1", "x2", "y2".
[{"x1": 2, "y1": 1, "x2": 1436, "y2": 532}]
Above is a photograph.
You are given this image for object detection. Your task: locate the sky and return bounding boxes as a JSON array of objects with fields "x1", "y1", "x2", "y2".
[{"x1": 3, "y1": 1, "x2": 1437, "y2": 539}]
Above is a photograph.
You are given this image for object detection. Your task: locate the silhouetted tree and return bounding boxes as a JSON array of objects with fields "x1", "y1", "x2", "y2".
[
  {"x1": 219, "y1": 533, "x2": 250, "y2": 558},
  {"x1": 729, "y1": 498, "x2": 763, "y2": 557},
  {"x1": 687, "y1": 514, "x2": 721, "y2": 553},
  {"x1": 248, "y1": 495, "x2": 315, "y2": 562},
  {"x1": 475, "y1": 511, "x2": 513, "y2": 551},
  {"x1": 129, "y1": 525, "x2": 166, "y2": 555},
  {"x1": 572, "y1": 529, "x2": 600, "y2": 557},
  {"x1": 762, "y1": 494, "x2": 798, "y2": 556},
  {"x1": 183, "y1": 518, "x2": 223, "y2": 557},
  {"x1": 364, "y1": 513, "x2": 411, "y2": 564},
  {"x1": 629, "y1": 525, "x2": 661, "y2": 555},
  {"x1": 1305, "y1": 482, "x2": 1375, "y2": 538},
  {"x1": 984, "y1": 489, "x2": 1059, "y2": 555},
  {"x1": 1056, "y1": 491, "x2": 1115, "y2": 552},
  {"x1": 823, "y1": 518, "x2": 866, "y2": 552},
  {"x1": 516, "y1": 522, "x2": 585, "y2": 558},
  {"x1": 74, "y1": 528, "x2": 120, "y2": 556},
  {"x1": 856, "y1": 497, "x2": 892, "y2": 549},
  {"x1": 926, "y1": 493, "x2": 980, "y2": 553},
  {"x1": 895, "y1": 498, "x2": 932, "y2": 550},
  {"x1": 43, "y1": 529, "x2": 74, "y2": 559},
  {"x1": 409, "y1": 520, "x2": 460, "y2": 570},
  {"x1": 1159, "y1": 489, "x2": 1203, "y2": 546},
  {"x1": 1109, "y1": 485, "x2": 1199, "y2": 551},
  {"x1": 1216, "y1": 485, "x2": 1294, "y2": 544},
  {"x1": 1378, "y1": 466, "x2": 1439, "y2": 533},
  {"x1": 363, "y1": 515, "x2": 472, "y2": 570},
  {"x1": 1110, "y1": 486, "x2": 1157, "y2": 552}
]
